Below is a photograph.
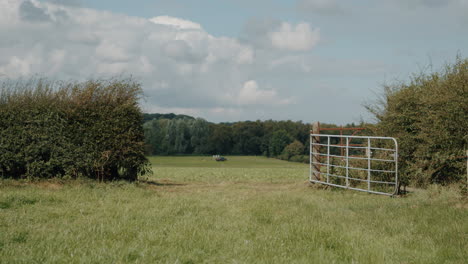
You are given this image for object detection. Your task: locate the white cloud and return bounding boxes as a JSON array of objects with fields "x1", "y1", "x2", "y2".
[
  {"x1": 0, "y1": 1, "x2": 318, "y2": 122},
  {"x1": 0, "y1": 56, "x2": 34, "y2": 77},
  {"x1": 95, "y1": 40, "x2": 131, "y2": 63},
  {"x1": 0, "y1": 0, "x2": 21, "y2": 24},
  {"x1": 149, "y1": 16, "x2": 202, "y2": 30},
  {"x1": 270, "y1": 22, "x2": 320, "y2": 51},
  {"x1": 236, "y1": 46, "x2": 254, "y2": 64},
  {"x1": 242, "y1": 19, "x2": 320, "y2": 52},
  {"x1": 238, "y1": 80, "x2": 292, "y2": 105}
]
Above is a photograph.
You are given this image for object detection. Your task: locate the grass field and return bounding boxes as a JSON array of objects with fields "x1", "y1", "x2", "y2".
[{"x1": 1, "y1": 156, "x2": 467, "y2": 263}]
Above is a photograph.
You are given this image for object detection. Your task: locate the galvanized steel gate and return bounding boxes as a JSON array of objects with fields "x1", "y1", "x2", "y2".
[{"x1": 310, "y1": 134, "x2": 398, "y2": 196}]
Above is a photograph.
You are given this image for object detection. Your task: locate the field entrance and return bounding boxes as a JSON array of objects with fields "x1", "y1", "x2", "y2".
[
  {"x1": 310, "y1": 134, "x2": 399, "y2": 196},
  {"x1": 1, "y1": 156, "x2": 466, "y2": 263},
  {"x1": 147, "y1": 155, "x2": 309, "y2": 187}
]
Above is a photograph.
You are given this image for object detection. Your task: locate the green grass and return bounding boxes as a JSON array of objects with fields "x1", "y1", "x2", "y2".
[
  {"x1": 148, "y1": 155, "x2": 305, "y2": 168},
  {"x1": 0, "y1": 156, "x2": 467, "y2": 263}
]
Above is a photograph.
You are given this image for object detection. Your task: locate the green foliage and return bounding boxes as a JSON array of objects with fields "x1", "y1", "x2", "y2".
[
  {"x1": 143, "y1": 117, "x2": 314, "y2": 158},
  {"x1": 278, "y1": 140, "x2": 310, "y2": 163},
  {"x1": 0, "y1": 77, "x2": 150, "y2": 180},
  {"x1": 231, "y1": 121, "x2": 264, "y2": 155},
  {"x1": 367, "y1": 56, "x2": 468, "y2": 186},
  {"x1": 282, "y1": 140, "x2": 305, "y2": 160},
  {"x1": 269, "y1": 129, "x2": 293, "y2": 157},
  {"x1": 207, "y1": 123, "x2": 234, "y2": 155},
  {"x1": 144, "y1": 118, "x2": 211, "y2": 155}
]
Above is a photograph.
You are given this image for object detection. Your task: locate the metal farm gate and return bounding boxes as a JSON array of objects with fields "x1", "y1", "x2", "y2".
[{"x1": 310, "y1": 133, "x2": 399, "y2": 196}]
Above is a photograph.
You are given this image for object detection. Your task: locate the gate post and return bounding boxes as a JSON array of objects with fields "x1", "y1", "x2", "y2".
[{"x1": 311, "y1": 122, "x2": 321, "y2": 181}]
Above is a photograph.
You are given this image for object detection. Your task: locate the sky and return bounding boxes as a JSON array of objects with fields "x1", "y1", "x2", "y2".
[{"x1": 0, "y1": 0, "x2": 467, "y2": 124}]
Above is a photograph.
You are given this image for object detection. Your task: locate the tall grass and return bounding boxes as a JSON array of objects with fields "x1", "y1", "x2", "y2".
[{"x1": 0, "y1": 156, "x2": 466, "y2": 263}]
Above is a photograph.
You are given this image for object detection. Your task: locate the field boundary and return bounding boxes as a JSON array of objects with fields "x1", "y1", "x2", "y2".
[{"x1": 310, "y1": 133, "x2": 399, "y2": 196}]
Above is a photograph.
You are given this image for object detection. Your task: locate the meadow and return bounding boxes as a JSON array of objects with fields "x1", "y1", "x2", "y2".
[{"x1": 0, "y1": 156, "x2": 466, "y2": 263}]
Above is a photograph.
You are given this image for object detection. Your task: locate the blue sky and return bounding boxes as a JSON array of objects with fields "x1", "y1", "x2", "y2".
[{"x1": 1, "y1": 0, "x2": 467, "y2": 124}]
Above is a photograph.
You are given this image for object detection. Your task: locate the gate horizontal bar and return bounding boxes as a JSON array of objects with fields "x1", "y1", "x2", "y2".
[
  {"x1": 310, "y1": 133, "x2": 397, "y2": 140},
  {"x1": 311, "y1": 143, "x2": 396, "y2": 152},
  {"x1": 310, "y1": 152, "x2": 395, "y2": 162},
  {"x1": 310, "y1": 180, "x2": 396, "y2": 196},
  {"x1": 318, "y1": 127, "x2": 366, "y2": 131},
  {"x1": 311, "y1": 161, "x2": 396, "y2": 173},
  {"x1": 315, "y1": 172, "x2": 397, "y2": 185}
]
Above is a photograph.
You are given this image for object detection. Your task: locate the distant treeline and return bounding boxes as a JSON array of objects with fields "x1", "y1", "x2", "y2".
[
  {"x1": 143, "y1": 113, "x2": 195, "y2": 123},
  {"x1": 143, "y1": 116, "x2": 363, "y2": 162}
]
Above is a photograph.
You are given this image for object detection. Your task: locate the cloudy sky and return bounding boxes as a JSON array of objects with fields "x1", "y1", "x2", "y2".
[{"x1": 1, "y1": 0, "x2": 467, "y2": 124}]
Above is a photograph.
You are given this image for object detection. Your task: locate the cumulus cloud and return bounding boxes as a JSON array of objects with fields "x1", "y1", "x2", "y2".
[
  {"x1": 269, "y1": 22, "x2": 320, "y2": 51},
  {"x1": 150, "y1": 16, "x2": 202, "y2": 30},
  {"x1": 19, "y1": 0, "x2": 51, "y2": 22},
  {"x1": 238, "y1": 80, "x2": 293, "y2": 105},
  {"x1": 0, "y1": 0, "x2": 328, "y2": 121},
  {"x1": 242, "y1": 19, "x2": 320, "y2": 51},
  {"x1": 0, "y1": 0, "x2": 301, "y2": 121}
]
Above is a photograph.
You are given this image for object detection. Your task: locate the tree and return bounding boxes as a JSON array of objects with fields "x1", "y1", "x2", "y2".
[
  {"x1": 269, "y1": 130, "x2": 293, "y2": 157},
  {"x1": 174, "y1": 119, "x2": 191, "y2": 154},
  {"x1": 143, "y1": 118, "x2": 169, "y2": 155},
  {"x1": 208, "y1": 124, "x2": 233, "y2": 154},
  {"x1": 190, "y1": 118, "x2": 211, "y2": 154},
  {"x1": 231, "y1": 121, "x2": 264, "y2": 155},
  {"x1": 282, "y1": 140, "x2": 305, "y2": 160}
]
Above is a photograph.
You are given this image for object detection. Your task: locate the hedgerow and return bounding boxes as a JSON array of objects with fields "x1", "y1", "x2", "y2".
[
  {"x1": 0, "y1": 77, "x2": 150, "y2": 180},
  {"x1": 366, "y1": 56, "x2": 468, "y2": 187}
]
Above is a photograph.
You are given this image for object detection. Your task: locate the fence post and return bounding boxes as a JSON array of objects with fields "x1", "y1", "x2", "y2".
[
  {"x1": 345, "y1": 137, "x2": 349, "y2": 187},
  {"x1": 311, "y1": 122, "x2": 321, "y2": 181},
  {"x1": 367, "y1": 137, "x2": 371, "y2": 191}
]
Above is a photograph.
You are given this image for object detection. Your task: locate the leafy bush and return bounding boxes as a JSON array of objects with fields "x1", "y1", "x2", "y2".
[
  {"x1": 366, "y1": 56, "x2": 468, "y2": 187},
  {"x1": 0, "y1": 77, "x2": 150, "y2": 181},
  {"x1": 282, "y1": 140, "x2": 305, "y2": 160}
]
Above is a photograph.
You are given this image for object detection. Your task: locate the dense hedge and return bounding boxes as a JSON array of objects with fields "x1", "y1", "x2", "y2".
[
  {"x1": 366, "y1": 57, "x2": 468, "y2": 187},
  {"x1": 0, "y1": 78, "x2": 150, "y2": 180}
]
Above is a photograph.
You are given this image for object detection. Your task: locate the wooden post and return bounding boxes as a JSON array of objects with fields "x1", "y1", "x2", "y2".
[{"x1": 312, "y1": 122, "x2": 321, "y2": 181}]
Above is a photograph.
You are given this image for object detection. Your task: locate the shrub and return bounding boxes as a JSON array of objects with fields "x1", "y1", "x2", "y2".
[
  {"x1": 366, "y1": 56, "x2": 468, "y2": 187},
  {"x1": 282, "y1": 140, "x2": 305, "y2": 160},
  {"x1": 0, "y1": 77, "x2": 150, "y2": 181}
]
